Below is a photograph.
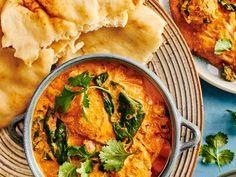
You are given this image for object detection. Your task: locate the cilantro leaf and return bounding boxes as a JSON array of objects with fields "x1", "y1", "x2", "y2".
[
  {"x1": 227, "y1": 110, "x2": 236, "y2": 124},
  {"x1": 218, "y1": 150, "x2": 235, "y2": 165},
  {"x1": 199, "y1": 144, "x2": 217, "y2": 164},
  {"x1": 76, "y1": 160, "x2": 93, "y2": 177},
  {"x1": 227, "y1": 110, "x2": 236, "y2": 117},
  {"x1": 67, "y1": 145, "x2": 98, "y2": 161},
  {"x1": 68, "y1": 71, "x2": 94, "y2": 88},
  {"x1": 206, "y1": 132, "x2": 228, "y2": 149},
  {"x1": 58, "y1": 162, "x2": 77, "y2": 177},
  {"x1": 214, "y1": 39, "x2": 232, "y2": 55},
  {"x1": 199, "y1": 132, "x2": 234, "y2": 171},
  {"x1": 82, "y1": 92, "x2": 90, "y2": 120},
  {"x1": 99, "y1": 140, "x2": 133, "y2": 172},
  {"x1": 55, "y1": 86, "x2": 85, "y2": 113}
]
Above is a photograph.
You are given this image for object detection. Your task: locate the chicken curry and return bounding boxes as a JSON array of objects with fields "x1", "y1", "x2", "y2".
[{"x1": 31, "y1": 60, "x2": 171, "y2": 177}]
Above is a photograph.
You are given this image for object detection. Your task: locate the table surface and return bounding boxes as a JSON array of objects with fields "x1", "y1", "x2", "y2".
[{"x1": 193, "y1": 80, "x2": 236, "y2": 177}]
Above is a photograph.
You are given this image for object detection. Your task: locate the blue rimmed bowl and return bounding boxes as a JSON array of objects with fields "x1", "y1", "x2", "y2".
[{"x1": 22, "y1": 54, "x2": 201, "y2": 177}]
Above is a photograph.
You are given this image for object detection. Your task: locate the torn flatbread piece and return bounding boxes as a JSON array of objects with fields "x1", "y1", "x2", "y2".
[
  {"x1": 0, "y1": 47, "x2": 54, "y2": 128},
  {"x1": 1, "y1": 0, "x2": 142, "y2": 65},
  {"x1": 1, "y1": 0, "x2": 79, "y2": 65},
  {"x1": 37, "y1": 0, "x2": 142, "y2": 32},
  {"x1": 75, "y1": 5, "x2": 166, "y2": 64}
]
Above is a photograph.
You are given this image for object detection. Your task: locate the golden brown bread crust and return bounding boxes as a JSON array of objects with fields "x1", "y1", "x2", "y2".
[{"x1": 169, "y1": 0, "x2": 236, "y2": 69}]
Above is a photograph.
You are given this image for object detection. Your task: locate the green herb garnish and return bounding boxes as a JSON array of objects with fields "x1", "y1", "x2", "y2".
[
  {"x1": 68, "y1": 71, "x2": 94, "y2": 88},
  {"x1": 56, "y1": 71, "x2": 112, "y2": 120},
  {"x1": 58, "y1": 162, "x2": 77, "y2": 177},
  {"x1": 43, "y1": 108, "x2": 68, "y2": 164},
  {"x1": 227, "y1": 110, "x2": 236, "y2": 124},
  {"x1": 76, "y1": 160, "x2": 93, "y2": 177},
  {"x1": 43, "y1": 153, "x2": 52, "y2": 160},
  {"x1": 214, "y1": 39, "x2": 232, "y2": 55},
  {"x1": 54, "y1": 119, "x2": 68, "y2": 164},
  {"x1": 95, "y1": 72, "x2": 114, "y2": 117},
  {"x1": 218, "y1": 0, "x2": 236, "y2": 12},
  {"x1": 55, "y1": 86, "x2": 85, "y2": 113},
  {"x1": 221, "y1": 64, "x2": 236, "y2": 82},
  {"x1": 115, "y1": 92, "x2": 145, "y2": 142},
  {"x1": 199, "y1": 132, "x2": 234, "y2": 171},
  {"x1": 67, "y1": 145, "x2": 98, "y2": 161},
  {"x1": 99, "y1": 140, "x2": 133, "y2": 172}
]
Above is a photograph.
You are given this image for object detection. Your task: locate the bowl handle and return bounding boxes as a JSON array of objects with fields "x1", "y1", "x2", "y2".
[
  {"x1": 8, "y1": 113, "x2": 25, "y2": 146},
  {"x1": 179, "y1": 116, "x2": 201, "y2": 153}
]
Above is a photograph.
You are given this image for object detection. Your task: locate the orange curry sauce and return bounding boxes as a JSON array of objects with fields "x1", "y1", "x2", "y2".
[{"x1": 31, "y1": 61, "x2": 171, "y2": 177}]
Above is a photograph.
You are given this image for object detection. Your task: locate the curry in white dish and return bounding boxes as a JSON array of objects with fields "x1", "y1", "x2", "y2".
[{"x1": 31, "y1": 61, "x2": 171, "y2": 177}]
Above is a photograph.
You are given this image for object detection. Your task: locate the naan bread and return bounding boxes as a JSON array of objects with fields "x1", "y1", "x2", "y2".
[
  {"x1": 1, "y1": 0, "x2": 142, "y2": 65},
  {"x1": 60, "y1": 5, "x2": 166, "y2": 64},
  {"x1": 37, "y1": 0, "x2": 142, "y2": 32},
  {"x1": 0, "y1": 46, "x2": 54, "y2": 128},
  {"x1": 1, "y1": 0, "x2": 79, "y2": 65}
]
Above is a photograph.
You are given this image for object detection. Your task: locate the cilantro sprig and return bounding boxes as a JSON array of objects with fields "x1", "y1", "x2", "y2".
[
  {"x1": 99, "y1": 140, "x2": 133, "y2": 172},
  {"x1": 55, "y1": 86, "x2": 85, "y2": 113},
  {"x1": 199, "y1": 132, "x2": 234, "y2": 171},
  {"x1": 58, "y1": 144, "x2": 98, "y2": 177},
  {"x1": 55, "y1": 71, "x2": 112, "y2": 120},
  {"x1": 58, "y1": 162, "x2": 77, "y2": 177},
  {"x1": 76, "y1": 160, "x2": 93, "y2": 177}
]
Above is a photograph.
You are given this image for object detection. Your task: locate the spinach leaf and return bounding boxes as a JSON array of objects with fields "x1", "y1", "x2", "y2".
[
  {"x1": 112, "y1": 122, "x2": 132, "y2": 142},
  {"x1": 43, "y1": 108, "x2": 68, "y2": 165},
  {"x1": 43, "y1": 107, "x2": 56, "y2": 149},
  {"x1": 116, "y1": 92, "x2": 145, "y2": 142},
  {"x1": 54, "y1": 119, "x2": 68, "y2": 164},
  {"x1": 68, "y1": 71, "x2": 94, "y2": 88},
  {"x1": 95, "y1": 72, "x2": 114, "y2": 117},
  {"x1": 110, "y1": 81, "x2": 125, "y2": 90},
  {"x1": 218, "y1": 0, "x2": 236, "y2": 12}
]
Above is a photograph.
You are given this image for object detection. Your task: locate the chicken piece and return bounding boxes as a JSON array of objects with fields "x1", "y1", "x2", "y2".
[
  {"x1": 62, "y1": 88, "x2": 116, "y2": 144},
  {"x1": 112, "y1": 142, "x2": 152, "y2": 177}
]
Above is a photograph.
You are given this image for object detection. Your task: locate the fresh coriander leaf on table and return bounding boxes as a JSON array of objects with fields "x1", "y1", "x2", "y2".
[
  {"x1": 227, "y1": 110, "x2": 236, "y2": 124},
  {"x1": 99, "y1": 140, "x2": 133, "y2": 172},
  {"x1": 199, "y1": 132, "x2": 234, "y2": 171}
]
